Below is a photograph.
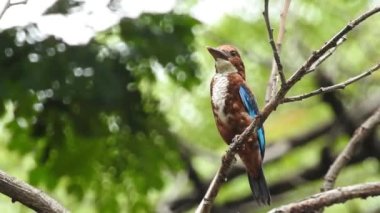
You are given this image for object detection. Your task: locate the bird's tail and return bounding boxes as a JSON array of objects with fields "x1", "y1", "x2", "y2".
[{"x1": 248, "y1": 167, "x2": 271, "y2": 205}]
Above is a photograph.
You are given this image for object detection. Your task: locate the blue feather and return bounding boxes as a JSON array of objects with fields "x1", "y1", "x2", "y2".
[{"x1": 239, "y1": 85, "x2": 266, "y2": 156}]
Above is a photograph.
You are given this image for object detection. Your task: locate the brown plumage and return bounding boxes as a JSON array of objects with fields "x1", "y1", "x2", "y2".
[{"x1": 208, "y1": 44, "x2": 271, "y2": 205}]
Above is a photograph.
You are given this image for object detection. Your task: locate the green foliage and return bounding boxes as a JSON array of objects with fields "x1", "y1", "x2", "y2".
[
  {"x1": 119, "y1": 13, "x2": 200, "y2": 89},
  {"x1": 0, "y1": 11, "x2": 200, "y2": 212}
]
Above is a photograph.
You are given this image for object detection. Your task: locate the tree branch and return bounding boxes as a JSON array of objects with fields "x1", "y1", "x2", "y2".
[
  {"x1": 195, "y1": 117, "x2": 260, "y2": 213},
  {"x1": 219, "y1": 136, "x2": 379, "y2": 211},
  {"x1": 261, "y1": 6, "x2": 380, "y2": 125},
  {"x1": 173, "y1": 95, "x2": 380, "y2": 211},
  {"x1": 263, "y1": 0, "x2": 288, "y2": 104},
  {"x1": 282, "y1": 63, "x2": 380, "y2": 103},
  {"x1": 284, "y1": 6, "x2": 380, "y2": 90},
  {"x1": 195, "y1": 120, "x2": 333, "y2": 212},
  {"x1": 0, "y1": 0, "x2": 28, "y2": 20},
  {"x1": 322, "y1": 107, "x2": 380, "y2": 191},
  {"x1": 269, "y1": 182, "x2": 380, "y2": 213},
  {"x1": 170, "y1": 120, "x2": 333, "y2": 212},
  {"x1": 220, "y1": 96, "x2": 380, "y2": 210},
  {"x1": 197, "y1": 6, "x2": 380, "y2": 212},
  {"x1": 305, "y1": 36, "x2": 347, "y2": 74},
  {"x1": 315, "y1": 72, "x2": 357, "y2": 134},
  {"x1": 0, "y1": 169, "x2": 68, "y2": 212}
]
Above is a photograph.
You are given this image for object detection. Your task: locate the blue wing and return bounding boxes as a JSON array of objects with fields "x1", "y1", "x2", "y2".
[{"x1": 239, "y1": 85, "x2": 266, "y2": 157}]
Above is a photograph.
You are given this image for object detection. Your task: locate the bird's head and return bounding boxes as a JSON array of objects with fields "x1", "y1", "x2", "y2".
[{"x1": 207, "y1": 44, "x2": 245, "y2": 78}]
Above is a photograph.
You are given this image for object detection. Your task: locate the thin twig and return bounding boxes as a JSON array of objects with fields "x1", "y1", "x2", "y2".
[
  {"x1": 265, "y1": 0, "x2": 291, "y2": 103},
  {"x1": 0, "y1": 0, "x2": 28, "y2": 20},
  {"x1": 322, "y1": 107, "x2": 380, "y2": 191},
  {"x1": 276, "y1": 0, "x2": 291, "y2": 50},
  {"x1": 263, "y1": 0, "x2": 287, "y2": 97},
  {"x1": 0, "y1": 169, "x2": 68, "y2": 212},
  {"x1": 195, "y1": 167, "x2": 224, "y2": 213},
  {"x1": 306, "y1": 36, "x2": 347, "y2": 74},
  {"x1": 283, "y1": 6, "x2": 380, "y2": 92},
  {"x1": 265, "y1": 0, "x2": 291, "y2": 104},
  {"x1": 282, "y1": 62, "x2": 380, "y2": 103},
  {"x1": 262, "y1": 6, "x2": 380, "y2": 122},
  {"x1": 269, "y1": 182, "x2": 380, "y2": 213}
]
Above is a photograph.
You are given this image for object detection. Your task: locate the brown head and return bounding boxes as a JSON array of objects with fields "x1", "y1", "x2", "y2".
[{"x1": 207, "y1": 44, "x2": 246, "y2": 79}]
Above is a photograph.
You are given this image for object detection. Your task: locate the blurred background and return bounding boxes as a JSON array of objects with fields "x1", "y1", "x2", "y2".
[{"x1": 0, "y1": 0, "x2": 380, "y2": 212}]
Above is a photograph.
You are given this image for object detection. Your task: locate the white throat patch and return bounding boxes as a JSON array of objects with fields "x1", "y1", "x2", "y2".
[
  {"x1": 215, "y1": 59, "x2": 238, "y2": 74},
  {"x1": 212, "y1": 73, "x2": 229, "y2": 124}
]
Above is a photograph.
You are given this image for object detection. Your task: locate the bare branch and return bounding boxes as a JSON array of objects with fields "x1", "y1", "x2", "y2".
[
  {"x1": 172, "y1": 103, "x2": 379, "y2": 211},
  {"x1": 283, "y1": 6, "x2": 380, "y2": 95},
  {"x1": 269, "y1": 182, "x2": 380, "y2": 213},
  {"x1": 322, "y1": 107, "x2": 380, "y2": 191},
  {"x1": 265, "y1": 0, "x2": 291, "y2": 104},
  {"x1": 0, "y1": 0, "x2": 28, "y2": 20},
  {"x1": 263, "y1": 0, "x2": 287, "y2": 101},
  {"x1": 172, "y1": 98, "x2": 380, "y2": 211},
  {"x1": 198, "y1": 6, "x2": 380, "y2": 212},
  {"x1": 260, "y1": 6, "x2": 380, "y2": 127},
  {"x1": 171, "y1": 120, "x2": 333, "y2": 212},
  {"x1": 276, "y1": 0, "x2": 291, "y2": 48},
  {"x1": 282, "y1": 62, "x2": 380, "y2": 103},
  {"x1": 306, "y1": 36, "x2": 347, "y2": 74},
  {"x1": 195, "y1": 167, "x2": 226, "y2": 213},
  {"x1": 0, "y1": 169, "x2": 68, "y2": 212},
  {"x1": 217, "y1": 135, "x2": 379, "y2": 211},
  {"x1": 195, "y1": 117, "x2": 261, "y2": 213}
]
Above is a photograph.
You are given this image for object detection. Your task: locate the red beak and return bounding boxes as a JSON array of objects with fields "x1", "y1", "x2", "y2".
[{"x1": 207, "y1": 47, "x2": 228, "y2": 60}]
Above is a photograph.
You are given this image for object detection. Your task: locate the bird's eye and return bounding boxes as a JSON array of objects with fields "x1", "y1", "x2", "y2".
[{"x1": 230, "y1": 51, "x2": 237, "y2": 56}]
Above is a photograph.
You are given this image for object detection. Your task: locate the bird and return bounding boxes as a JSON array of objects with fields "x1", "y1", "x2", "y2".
[{"x1": 207, "y1": 44, "x2": 271, "y2": 205}]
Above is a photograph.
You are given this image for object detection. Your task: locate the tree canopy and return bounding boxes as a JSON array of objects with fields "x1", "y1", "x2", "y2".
[{"x1": 0, "y1": 0, "x2": 379, "y2": 212}]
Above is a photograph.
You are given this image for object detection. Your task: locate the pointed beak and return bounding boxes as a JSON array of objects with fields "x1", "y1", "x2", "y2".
[{"x1": 207, "y1": 47, "x2": 228, "y2": 61}]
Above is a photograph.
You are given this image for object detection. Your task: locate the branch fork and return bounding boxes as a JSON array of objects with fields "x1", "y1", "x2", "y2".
[{"x1": 0, "y1": 0, "x2": 28, "y2": 20}]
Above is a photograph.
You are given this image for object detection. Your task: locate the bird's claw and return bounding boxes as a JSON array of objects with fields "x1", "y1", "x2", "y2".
[
  {"x1": 232, "y1": 135, "x2": 240, "y2": 144},
  {"x1": 230, "y1": 135, "x2": 242, "y2": 151}
]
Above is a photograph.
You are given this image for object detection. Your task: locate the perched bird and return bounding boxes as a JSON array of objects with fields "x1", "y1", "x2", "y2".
[{"x1": 207, "y1": 44, "x2": 271, "y2": 205}]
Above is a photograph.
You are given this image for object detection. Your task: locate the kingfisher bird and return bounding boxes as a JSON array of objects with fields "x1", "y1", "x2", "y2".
[{"x1": 207, "y1": 44, "x2": 271, "y2": 205}]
